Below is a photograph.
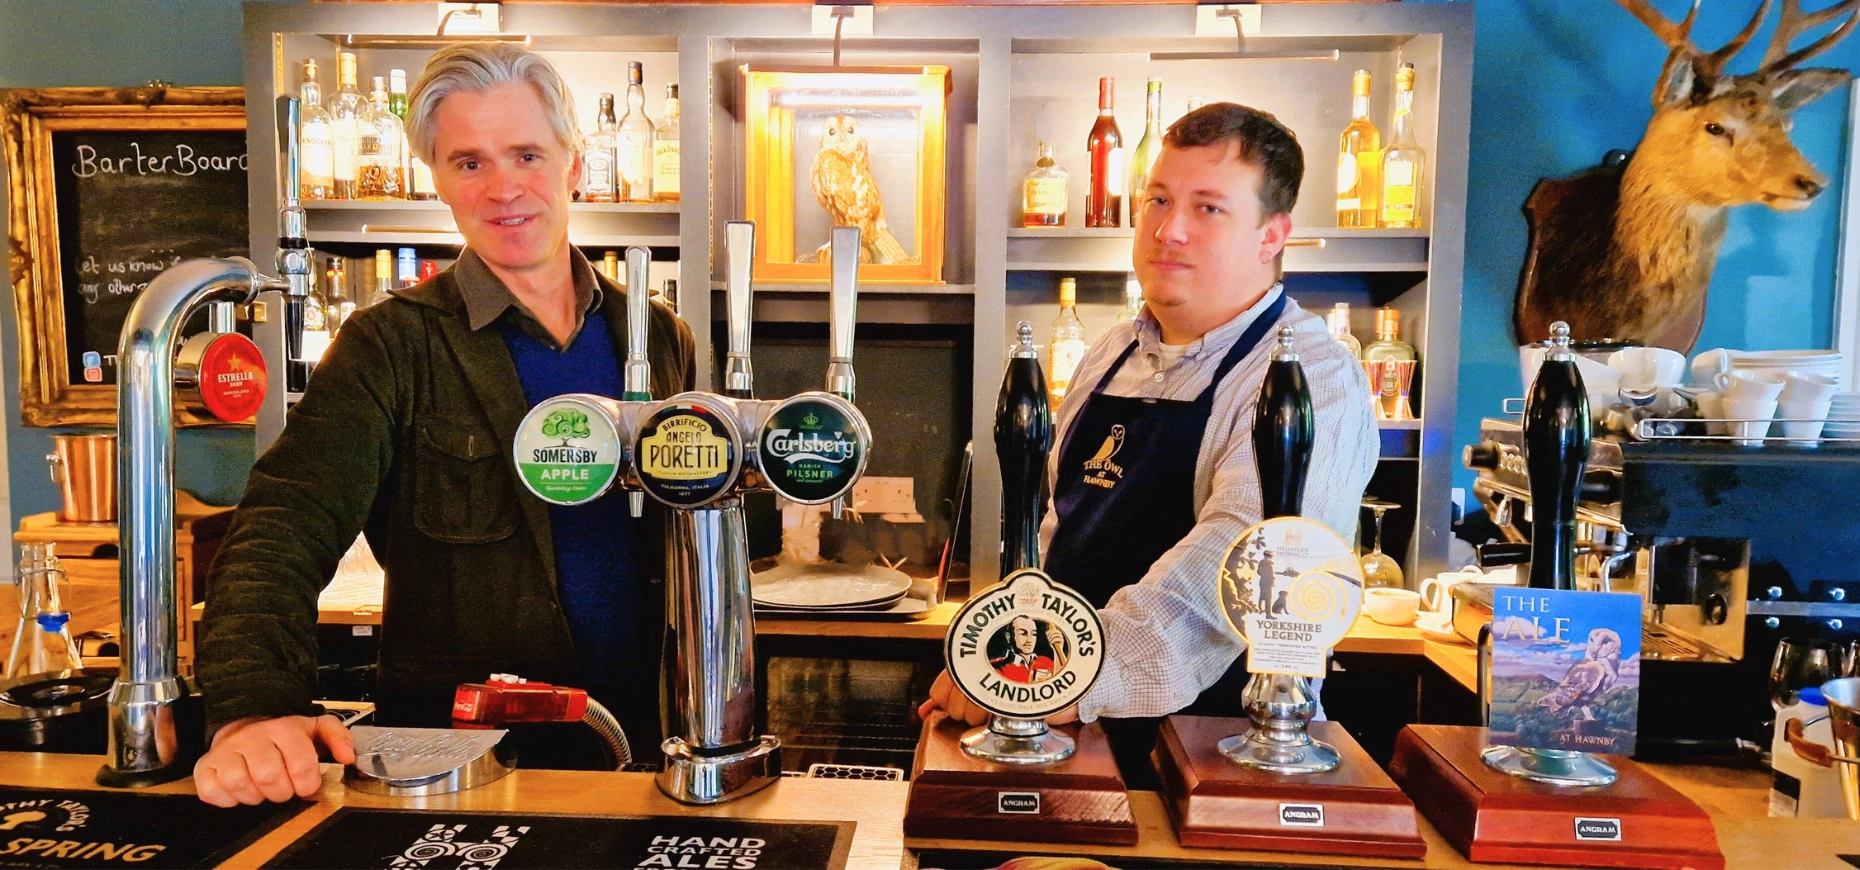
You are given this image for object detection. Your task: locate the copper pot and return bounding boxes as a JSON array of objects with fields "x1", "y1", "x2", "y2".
[{"x1": 46, "y1": 434, "x2": 116, "y2": 523}]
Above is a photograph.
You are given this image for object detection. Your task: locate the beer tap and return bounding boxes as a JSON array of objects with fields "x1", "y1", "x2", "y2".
[
  {"x1": 723, "y1": 221, "x2": 756, "y2": 401},
  {"x1": 510, "y1": 226, "x2": 871, "y2": 805},
  {"x1": 826, "y1": 227, "x2": 859, "y2": 519},
  {"x1": 996, "y1": 322, "x2": 1051, "y2": 573},
  {"x1": 274, "y1": 96, "x2": 313, "y2": 393},
  {"x1": 1220, "y1": 326, "x2": 1340, "y2": 775},
  {"x1": 624, "y1": 248, "x2": 652, "y2": 520},
  {"x1": 1523, "y1": 321, "x2": 1589, "y2": 591}
]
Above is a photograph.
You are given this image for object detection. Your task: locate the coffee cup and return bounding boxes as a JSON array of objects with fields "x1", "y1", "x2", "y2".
[
  {"x1": 1780, "y1": 396, "x2": 1834, "y2": 445},
  {"x1": 1365, "y1": 588, "x2": 1422, "y2": 626},
  {"x1": 1690, "y1": 347, "x2": 1734, "y2": 388},
  {"x1": 1782, "y1": 371, "x2": 1839, "y2": 407},
  {"x1": 1608, "y1": 347, "x2": 1686, "y2": 390},
  {"x1": 1723, "y1": 395, "x2": 1779, "y2": 446},
  {"x1": 1420, "y1": 569, "x2": 1481, "y2": 614},
  {"x1": 1691, "y1": 389, "x2": 1728, "y2": 435},
  {"x1": 1715, "y1": 369, "x2": 1787, "y2": 403}
]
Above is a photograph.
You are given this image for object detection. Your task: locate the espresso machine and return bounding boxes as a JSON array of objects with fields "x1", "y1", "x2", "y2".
[{"x1": 1465, "y1": 379, "x2": 1860, "y2": 758}]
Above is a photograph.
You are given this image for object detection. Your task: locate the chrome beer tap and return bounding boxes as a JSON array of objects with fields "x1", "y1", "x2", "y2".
[
  {"x1": 624, "y1": 248, "x2": 652, "y2": 520},
  {"x1": 826, "y1": 226, "x2": 859, "y2": 519},
  {"x1": 511, "y1": 225, "x2": 872, "y2": 805}
]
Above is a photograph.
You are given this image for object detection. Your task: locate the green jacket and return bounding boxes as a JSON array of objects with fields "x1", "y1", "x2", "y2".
[{"x1": 196, "y1": 263, "x2": 695, "y2": 737}]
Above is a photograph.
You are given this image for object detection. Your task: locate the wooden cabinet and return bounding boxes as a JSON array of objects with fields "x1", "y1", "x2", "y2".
[{"x1": 2, "y1": 491, "x2": 232, "y2": 670}]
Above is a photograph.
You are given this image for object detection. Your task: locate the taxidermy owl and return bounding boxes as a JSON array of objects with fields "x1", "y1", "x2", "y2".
[{"x1": 809, "y1": 114, "x2": 912, "y2": 266}]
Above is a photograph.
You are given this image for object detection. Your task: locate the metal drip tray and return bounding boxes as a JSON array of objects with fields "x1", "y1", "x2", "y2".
[
  {"x1": 344, "y1": 726, "x2": 515, "y2": 796},
  {"x1": 0, "y1": 668, "x2": 115, "y2": 753},
  {"x1": 0, "y1": 669, "x2": 114, "y2": 712}
]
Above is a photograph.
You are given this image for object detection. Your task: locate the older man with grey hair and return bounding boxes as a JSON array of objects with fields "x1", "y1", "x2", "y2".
[{"x1": 193, "y1": 43, "x2": 695, "y2": 806}]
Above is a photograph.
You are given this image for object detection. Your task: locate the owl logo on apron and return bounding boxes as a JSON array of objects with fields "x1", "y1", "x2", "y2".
[{"x1": 1081, "y1": 424, "x2": 1127, "y2": 490}]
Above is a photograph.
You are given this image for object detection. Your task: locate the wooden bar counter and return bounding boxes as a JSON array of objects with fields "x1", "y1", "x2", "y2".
[{"x1": 5, "y1": 748, "x2": 1856, "y2": 868}]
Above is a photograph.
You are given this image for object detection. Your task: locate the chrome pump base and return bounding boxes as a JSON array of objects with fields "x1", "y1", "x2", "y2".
[
  {"x1": 960, "y1": 715, "x2": 1075, "y2": 765},
  {"x1": 1217, "y1": 672, "x2": 1341, "y2": 775},
  {"x1": 657, "y1": 736, "x2": 783, "y2": 805},
  {"x1": 1482, "y1": 744, "x2": 1619, "y2": 787}
]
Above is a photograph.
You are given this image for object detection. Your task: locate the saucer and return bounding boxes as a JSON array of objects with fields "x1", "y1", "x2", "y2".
[{"x1": 1416, "y1": 611, "x2": 1469, "y2": 645}]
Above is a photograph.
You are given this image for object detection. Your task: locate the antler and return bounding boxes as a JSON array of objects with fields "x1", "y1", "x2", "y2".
[
  {"x1": 1616, "y1": 0, "x2": 1779, "y2": 79},
  {"x1": 1761, "y1": 0, "x2": 1860, "y2": 74},
  {"x1": 1616, "y1": 0, "x2": 1703, "y2": 55}
]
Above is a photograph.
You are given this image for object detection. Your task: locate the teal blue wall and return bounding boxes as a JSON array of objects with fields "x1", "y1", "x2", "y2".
[
  {"x1": 1438, "y1": 0, "x2": 1855, "y2": 494},
  {"x1": 1, "y1": 0, "x2": 1853, "y2": 520},
  {"x1": 0, "y1": 0, "x2": 281, "y2": 519}
]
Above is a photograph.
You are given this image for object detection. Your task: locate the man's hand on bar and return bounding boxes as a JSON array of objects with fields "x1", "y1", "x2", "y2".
[
  {"x1": 193, "y1": 714, "x2": 356, "y2": 806},
  {"x1": 918, "y1": 670, "x2": 1078, "y2": 726}
]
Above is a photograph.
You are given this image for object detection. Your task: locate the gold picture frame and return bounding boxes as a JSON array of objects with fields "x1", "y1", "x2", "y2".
[
  {"x1": 3, "y1": 86, "x2": 245, "y2": 427},
  {"x1": 743, "y1": 65, "x2": 948, "y2": 284}
]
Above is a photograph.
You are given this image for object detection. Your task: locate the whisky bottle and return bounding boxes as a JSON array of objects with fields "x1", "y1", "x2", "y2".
[
  {"x1": 326, "y1": 257, "x2": 354, "y2": 333},
  {"x1": 1327, "y1": 302, "x2": 1361, "y2": 358},
  {"x1": 296, "y1": 60, "x2": 335, "y2": 200},
  {"x1": 330, "y1": 52, "x2": 364, "y2": 200},
  {"x1": 1116, "y1": 275, "x2": 1143, "y2": 323},
  {"x1": 1128, "y1": 76, "x2": 1163, "y2": 219},
  {"x1": 1048, "y1": 277, "x2": 1088, "y2": 409},
  {"x1": 602, "y1": 250, "x2": 621, "y2": 283},
  {"x1": 584, "y1": 93, "x2": 619, "y2": 203},
  {"x1": 652, "y1": 84, "x2": 680, "y2": 203},
  {"x1": 1336, "y1": 69, "x2": 1382, "y2": 229},
  {"x1": 1362, "y1": 307, "x2": 1417, "y2": 420},
  {"x1": 302, "y1": 263, "x2": 331, "y2": 362},
  {"x1": 1085, "y1": 77, "x2": 1124, "y2": 228},
  {"x1": 372, "y1": 249, "x2": 394, "y2": 307},
  {"x1": 616, "y1": 62, "x2": 654, "y2": 202},
  {"x1": 389, "y1": 69, "x2": 437, "y2": 201},
  {"x1": 1021, "y1": 142, "x2": 1068, "y2": 228},
  {"x1": 356, "y1": 77, "x2": 407, "y2": 200},
  {"x1": 1380, "y1": 63, "x2": 1425, "y2": 229}
]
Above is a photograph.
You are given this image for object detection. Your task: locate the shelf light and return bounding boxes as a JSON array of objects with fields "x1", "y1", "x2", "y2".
[{"x1": 1148, "y1": 8, "x2": 1339, "y2": 63}]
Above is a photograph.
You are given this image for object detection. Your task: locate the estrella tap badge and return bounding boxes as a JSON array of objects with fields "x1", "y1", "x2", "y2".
[
  {"x1": 635, "y1": 399, "x2": 740, "y2": 508},
  {"x1": 945, "y1": 569, "x2": 1103, "y2": 720},
  {"x1": 515, "y1": 395, "x2": 622, "y2": 506},
  {"x1": 759, "y1": 393, "x2": 867, "y2": 504},
  {"x1": 1218, "y1": 516, "x2": 1364, "y2": 678}
]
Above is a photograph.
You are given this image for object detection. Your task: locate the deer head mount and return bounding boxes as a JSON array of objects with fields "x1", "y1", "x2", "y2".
[{"x1": 1515, "y1": 0, "x2": 1856, "y2": 352}]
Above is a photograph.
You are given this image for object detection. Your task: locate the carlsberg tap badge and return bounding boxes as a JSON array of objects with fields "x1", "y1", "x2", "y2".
[
  {"x1": 515, "y1": 396, "x2": 621, "y2": 506},
  {"x1": 760, "y1": 394, "x2": 866, "y2": 504}
]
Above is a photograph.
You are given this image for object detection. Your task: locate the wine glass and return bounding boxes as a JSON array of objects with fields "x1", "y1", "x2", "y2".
[
  {"x1": 1770, "y1": 638, "x2": 1850, "y2": 709},
  {"x1": 1360, "y1": 499, "x2": 1404, "y2": 589}
]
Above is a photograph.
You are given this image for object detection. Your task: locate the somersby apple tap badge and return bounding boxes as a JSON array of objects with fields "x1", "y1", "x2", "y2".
[
  {"x1": 1218, "y1": 516, "x2": 1363, "y2": 677},
  {"x1": 516, "y1": 395, "x2": 623, "y2": 506},
  {"x1": 946, "y1": 569, "x2": 1103, "y2": 719}
]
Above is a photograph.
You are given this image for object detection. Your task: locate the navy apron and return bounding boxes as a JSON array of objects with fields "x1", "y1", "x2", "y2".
[{"x1": 1042, "y1": 293, "x2": 1286, "y2": 787}]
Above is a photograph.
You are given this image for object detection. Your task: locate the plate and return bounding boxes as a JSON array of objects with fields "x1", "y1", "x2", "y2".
[
  {"x1": 750, "y1": 562, "x2": 914, "y2": 609},
  {"x1": 1417, "y1": 612, "x2": 1470, "y2": 645}
]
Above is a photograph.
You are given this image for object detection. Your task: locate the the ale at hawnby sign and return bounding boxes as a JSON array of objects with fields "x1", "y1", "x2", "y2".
[
  {"x1": 1218, "y1": 516, "x2": 1364, "y2": 678},
  {"x1": 945, "y1": 569, "x2": 1104, "y2": 720}
]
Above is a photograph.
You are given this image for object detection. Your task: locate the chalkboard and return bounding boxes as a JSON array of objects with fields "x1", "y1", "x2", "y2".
[
  {"x1": 3, "y1": 85, "x2": 245, "y2": 426},
  {"x1": 52, "y1": 129, "x2": 249, "y2": 386}
]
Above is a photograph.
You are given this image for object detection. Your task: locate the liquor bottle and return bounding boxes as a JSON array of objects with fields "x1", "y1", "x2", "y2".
[
  {"x1": 1128, "y1": 77, "x2": 1163, "y2": 218},
  {"x1": 418, "y1": 261, "x2": 438, "y2": 283},
  {"x1": 1254, "y1": 327, "x2": 1313, "y2": 520},
  {"x1": 356, "y1": 76, "x2": 407, "y2": 200},
  {"x1": 296, "y1": 60, "x2": 335, "y2": 200},
  {"x1": 583, "y1": 93, "x2": 619, "y2": 203},
  {"x1": 1522, "y1": 322, "x2": 1589, "y2": 591},
  {"x1": 1185, "y1": 95, "x2": 1205, "y2": 113},
  {"x1": 1048, "y1": 277, "x2": 1087, "y2": 409},
  {"x1": 373, "y1": 249, "x2": 394, "y2": 307},
  {"x1": 1085, "y1": 77, "x2": 1124, "y2": 228},
  {"x1": 996, "y1": 322, "x2": 1053, "y2": 573},
  {"x1": 1116, "y1": 275, "x2": 1143, "y2": 323},
  {"x1": 1380, "y1": 63, "x2": 1425, "y2": 230},
  {"x1": 330, "y1": 52, "x2": 364, "y2": 200},
  {"x1": 326, "y1": 257, "x2": 354, "y2": 332},
  {"x1": 616, "y1": 62, "x2": 655, "y2": 202},
  {"x1": 388, "y1": 69, "x2": 409, "y2": 118},
  {"x1": 652, "y1": 84, "x2": 680, "y2": 203},
  {"x1": 302, "y1": 265, "x2": 331, "y2": 361},
  {"x1": 602, "y1": 250, "x2": 620, "y2": 283},
  {"x1": 1327, "y1": 302, "x2": 1361, "y2": 358},
  {"x1": 1021, "y1": 142, "x2": 1068, "y2": 228},
  {"x1": 388, "y1": 68, "x2": 437, "y2": 201},
  {"x1": 1336, "y1": 69, "x2": 1382, "y2": 229},
  {"x1": 397, "y1": 247, "x2": 418, "y2": 288},
  {"x1": 1362, "y1": 307, "x2": 1417, "y2": 419}
]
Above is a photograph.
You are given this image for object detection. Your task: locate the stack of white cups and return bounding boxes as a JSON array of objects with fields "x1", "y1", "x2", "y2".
[{"x1": 1714, "y1": 369, "x2": 1785, "y2": 446}]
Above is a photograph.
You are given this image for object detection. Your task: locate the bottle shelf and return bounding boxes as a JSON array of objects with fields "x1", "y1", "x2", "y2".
[
  {"x1": 302, "y1": 200, "x2": 678, "y2": 213},
  {"x1": 307, "y1": 231, "x2": 680, "y2": 247},
  {"x1": 1006, "y1": 228, "x2": 1429, "y2": 273}
]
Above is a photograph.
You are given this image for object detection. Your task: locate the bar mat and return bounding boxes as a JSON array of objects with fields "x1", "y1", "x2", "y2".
[
  {"x1": 0, "y1": 786, "x2": 308, "y2": 868},
  {"x1": 264, "y1": 807, "x2": 854, "y2": 869}
]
